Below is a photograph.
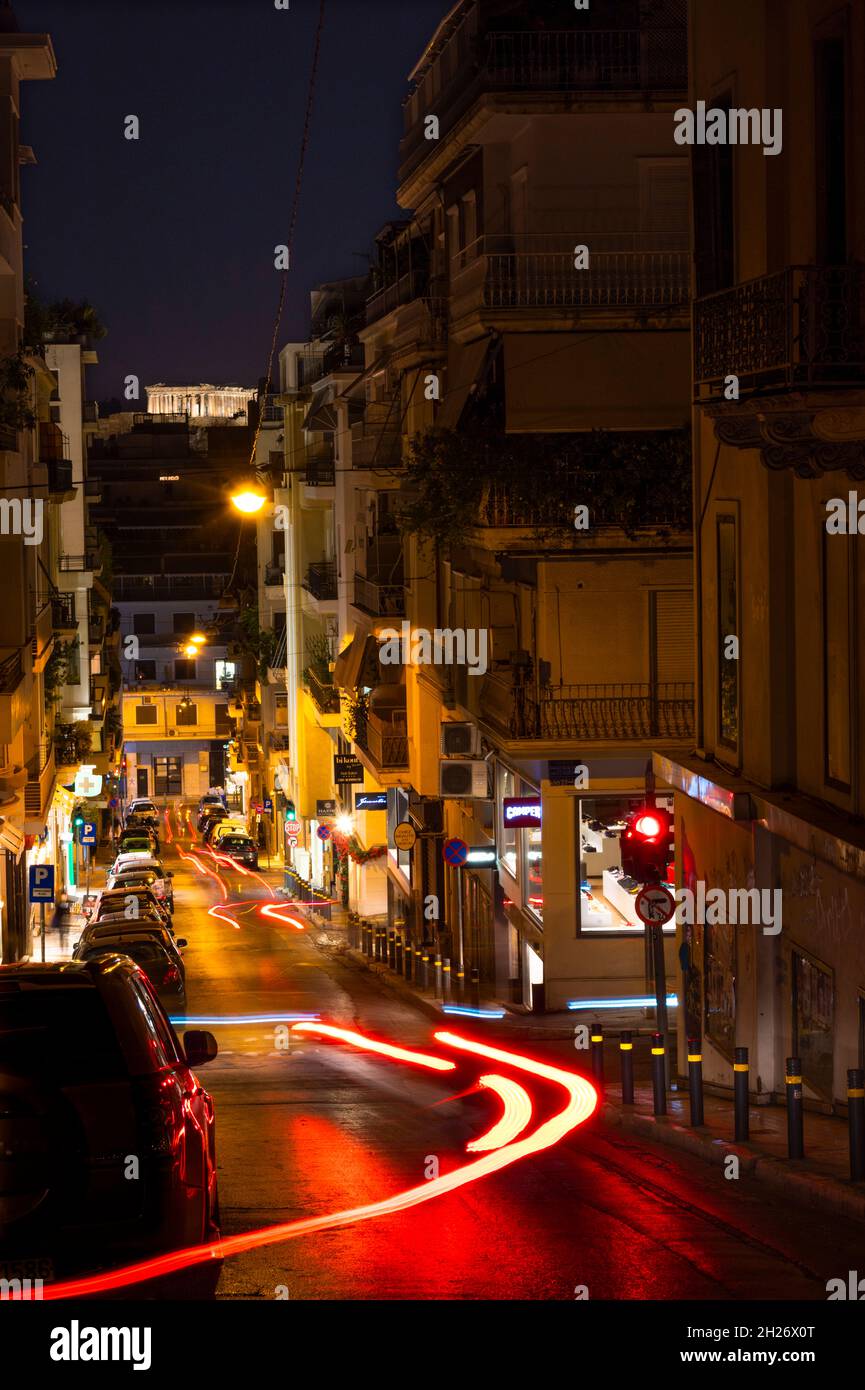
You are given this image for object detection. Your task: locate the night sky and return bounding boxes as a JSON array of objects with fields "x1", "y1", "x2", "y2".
[{"x1": 15, "y1": 0, "x2": 446, "y2": 401}]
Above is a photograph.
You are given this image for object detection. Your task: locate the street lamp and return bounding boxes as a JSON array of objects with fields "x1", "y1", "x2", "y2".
[
  {"x1": 336, "y1": 814, "x2": 353, "y2": 835},
  {"x1": 230, "y1": 485, "x2": 268, "y2": 515}
]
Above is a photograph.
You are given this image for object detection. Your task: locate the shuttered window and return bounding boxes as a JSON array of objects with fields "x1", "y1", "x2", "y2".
[{"x1": 652, "y1": 590, "x2": 693, "y2": 686}]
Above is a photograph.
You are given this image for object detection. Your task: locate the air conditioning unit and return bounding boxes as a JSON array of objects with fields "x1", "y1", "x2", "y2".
[
  {"x1": 440, "y1": 722, "x2": 480, "y2": 758},
  {"x1": 439, "y1": 759, "x2": 489, "y2": 799}
]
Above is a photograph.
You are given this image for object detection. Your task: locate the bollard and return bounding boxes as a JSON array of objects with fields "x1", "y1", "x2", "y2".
[
  {"x1": 590, "y1": 1024, "x2": 604, "y2": 1088},
  {"x1": 388, "y1": 931, "x2": 396, "y2": 970},
  {"x1": 395, "y1": 935, "x2": 403, "y2": 977},
  {"x1": 442, "y1": 957, "x2": 451, "y2": 1003},
  {"x1": 379, "y1": 928, "x2": 387, "y2": 963},
  {"x1": 785, "y1": 1056, "x2": 805, "y2": 1159},
  {"x1": 651, "y1": 1033, "x2": 667, "y2": 1116},
  {"x1": 404, "y1": 941, "x2": 413, "y2": 982},
  {"x1": 687, "y1": 1036, "x2": 704, "y2": 1128},
  {"x1": 619, "y1": 1031, "x2": 634, "y2": 1106},
  {"x1": 414, "y1": 946, "x2": 422, "y2": 984},
  {"x1": 470, "y1": 967, "x2": 480, "y2": 1010},
  {"x1": 848, "y1": 1068, "x2": 865, "y2": 1181},
  {"x1": 420, "y1": 949, "x2": 429, "y2": 991},
  {"x1": 455, "y1": 966, "x2": 465, "y2": 1002},
  {"x1": 734, "y1": 1046, "x2": 749, "y2": 1141},
  {"x1": 434, "y1": 953, "x2": 442, "y2": 998}
]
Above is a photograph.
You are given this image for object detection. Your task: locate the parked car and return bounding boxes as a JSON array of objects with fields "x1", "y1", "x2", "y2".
[
  {"x1": 117, "y1": 829, "x2": 160, "y2": 858},
  {"x1": 209, "y1": 819, "x2": 248, "y2": 848},
  {"x1": 78, "y1": 918, "x2": 187, "y2": 956},
  {"x1": 127, "y1": 798, "x2": 159, "y2": 822},
  {"x1": 90, "y1": 886, "x2": 172, "y2": 928},
  {"x1": 0, "y1": 959, "x2": 218, "y2": 1285},
  {"x1": 202, "y1": 816, "x2": 233, "y2": 845},
  {"x1": 107, "y1": 869, "x2": 174, "y2": 915},
  {"x1": 109, "y1": 857, "x2": 174, "y2": 910},
  {"x1": 197, "y1": 805, "x2": 228, "y2": 834},
  {"x1": 198, "y1": 792, "x2": 225, "y2": 813},
  {"x1": 73, "y1": 933, "x2": 187, "y2": 1011},
  {"x1": 124, "y1": 813, "x2": 161, "y2": 845},
  {"x1": 215, "y1": 833, "x2": 258, "y2": 870}
]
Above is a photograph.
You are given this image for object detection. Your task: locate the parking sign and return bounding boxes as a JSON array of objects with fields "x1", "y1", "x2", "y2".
[
  {"x1": 29, "y1": 864, "x2": 55, "y2": 903},
  {"x1": 80, "y1": 821, "x2": 97, "y2": 847}
]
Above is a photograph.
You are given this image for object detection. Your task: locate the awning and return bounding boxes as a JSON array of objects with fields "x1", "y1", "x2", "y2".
[
  {"x1": 0, "y1": 815, "x2": 26, "y2": 859},
  {"x1": 333, "y1": 629, "x2": 377, "y2": 689},
  {"x1": 302, "y1": 385, "x2": 338, "y2": 433},
  {"x1": 436, "y1": 336, "x2": 496, "y2": 431}
]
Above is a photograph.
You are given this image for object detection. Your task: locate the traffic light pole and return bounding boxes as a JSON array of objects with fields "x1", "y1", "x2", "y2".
[{"x1": 644, "y1": 760, "x2": 672, "y2": 1090}]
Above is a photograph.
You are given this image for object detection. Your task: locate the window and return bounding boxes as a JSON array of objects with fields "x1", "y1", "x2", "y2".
[
  {"x1": 135, "y1": 703, "x2": 158, "y2": 726},
  {"x1": 214, "y1": 703, "x2": 231, "y2": 735},
  {"x1": 133, "y1": 613, "x2": 155, "y2": 635},
  {"x1": 153, "y1": 756, "x2": 182, "y2": 797},
  {"x1": 173, "y1": 613, "x2": 195, "y2": 635},
  {"x1": 498, "y1": 765, "x2": 518, "y2": 878},
  {"x1": 717, "y1": 516, "x2": 739, "y2": 749},
  {"x1": 692, "y1": 92, "x2": 734, "y2": 295},
  {"x1": 135, "y1": 661, "x2": 156, "y2": 682},
  {"x1": 175, "y1": 702, "x2": 197, "y2": 727},
  {"x1": 215, "y1": 660, "x2": 236, "y2": 690},
  {"x1": 66, "y1": 641, "x2": 81, "y2": 686},
  {"x1": 174, "y1": 658, "x2": 196, "y2": 681},
  {"x1": 823, "y1": 530, "x2": 852, "y2": 788},
  {"x1": 814, "y1": 31, "x2": 848, "y2": 264}
]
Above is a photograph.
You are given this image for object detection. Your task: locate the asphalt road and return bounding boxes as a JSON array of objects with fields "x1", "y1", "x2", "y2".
[{"x1": 162, "y1": 810, "x2": 865, "y2": 1302}]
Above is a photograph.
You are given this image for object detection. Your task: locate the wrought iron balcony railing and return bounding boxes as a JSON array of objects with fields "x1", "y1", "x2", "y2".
[
  {"x1": 0, "y1": 647, "x2": 24, "y2": 693},
  {"x1": 354, "y1": 711, "x2": 408, "y2": 769},
  {"x1": 302, "y1": 561, "x2": 338, "y2": 602},
  {"x1": 303, "y1": 451, "x2": 336, "y2": 486},
  {"x1": 452, "y1": 234, "x2": 689, "y2": 312},
  {"x1": 495, "y1": 681, "x2": 694, "y2": 741},
  {"x1": 304, "y1": 668, "x2": 341, "y2": 715},
  {"x1": 694, "y1": 264, "x2": 865, "y2": 397},
  {"x1": 353, "y1": 574, "x2": 405, "y2": 618},
  {"x1": 52, "y1": 595, "x2": 77, "y2": 631},
  {"x1": 401, "y1": 19, "x2": 686, "y2": 178},
  {"x1": 366, "y1": 268, "x2": 431, "y2": 325}
]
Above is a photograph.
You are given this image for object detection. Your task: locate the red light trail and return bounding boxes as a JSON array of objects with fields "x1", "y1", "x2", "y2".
[
  {"x1": 23, "y1": 1026, "x2": 597, "y2": 1300},
  {"x1": 466, "y1": 1074, "x2": 533, "y2": 1152}
]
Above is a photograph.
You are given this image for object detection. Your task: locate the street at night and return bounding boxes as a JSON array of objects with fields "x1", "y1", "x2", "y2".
[{"x1": 2, "y1": 0, "x2": 865, "y2": 1371}]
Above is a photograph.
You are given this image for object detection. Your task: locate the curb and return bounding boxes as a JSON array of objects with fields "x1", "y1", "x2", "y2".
[{"x1": 604, "y1": 1101, "x2": 865, "y2": 1221}]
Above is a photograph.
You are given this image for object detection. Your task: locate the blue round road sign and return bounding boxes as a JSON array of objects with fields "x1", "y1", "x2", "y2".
[
  {"x1": 317, "y1": 823, "x2": 332, "y2": 842},
  {"x1": 443, "y1": 837, "x2": 468, "y2": 867}
]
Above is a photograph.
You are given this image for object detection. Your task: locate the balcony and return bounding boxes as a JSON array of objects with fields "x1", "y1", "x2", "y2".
[
  {"x1": 0, "y1": 647, "x2": 26, "y2": 744},
  {"x1": 353, "y1": 574, "x2": 405, "y2": 618},
  {"x1": 267, "y1": 627, "x2": 287, "y2": 684},
  {"x1": 298, "y1": 342, "x2": 365, "y2": 389},
  {"x1": 303, "y1": 448, "x2": 336, "y2": 487},
  {"x1": 451, "y1": 234, "x2": 689, "y2": 319},
  {"x1": 259, "y1": 394, "x2": 284, "y2": 424},
  {"x1": 264, "y1": 560, "x2": 285, "y2": 589},
  {"x1": 51, "y1": 594, "x2": 78, "y2": 634},
  {"x1": 113, "y1": 574, "x2": 226, "y2": 601},
  {"x1": 0, "y1": 423, "x2": 17, "y2": 451},
  {"x1": 304, "y1": 667, "x2": 341, "y2": 716},
  {"x1": 350, "y1": 421, "x2": 402, "y2": 469},
  {"x1": 59, "y1": 552, "x2": 101, "y2": 574},
  {"x1": 483, "y1": 678, "x2": 694, "y2": 742},
  {"x1": 30, "y1": 598, "x2": 54, "y2": 671},
  {"x1": 38, "y1": 421, "x2": 71, "y2": 464},
  {"x1": 302, "y1": 561, "x2": 337, "y2": 602},
  {"x1": 24, "y1": 738, "x2": 55, "y2": 823},
  {"x1": 268, "y1": 730, "x2": 290, "y2": 753},
  {"x1": 694, "y1": 265, "x2": 865, "y2": 398},
  {"x1": 400, "y1": 16, "x2": 687, "y2": 186},
  {"x1": 354, "y1": 710, "x2": 408, "y2": 770},
  {"x1": 84, "y1": 477, "x2": 102, "y2": 498},
  {"x1": 366, "y1": 268, "x2": 431, "y2": 325}
]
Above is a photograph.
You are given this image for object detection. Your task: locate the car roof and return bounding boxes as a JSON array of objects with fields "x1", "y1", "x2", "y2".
[
  {"x1": 100, "y1": 886, "x2": 158, "y2": 898},
  {"x1": 0, "y1": 958, "x2": 135, "y2": 985},
  {"x1": 114, "y1": 855, "x2": 164, "y2": 870}
]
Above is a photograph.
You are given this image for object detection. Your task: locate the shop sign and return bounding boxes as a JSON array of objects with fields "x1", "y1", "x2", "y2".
[
  {"x1": 316, "y1": 799, "x2": 337, "y2": 818},
  {"x1": 503, "y1": 796, "x2": 542, "y2": 828},
  {"x1": 355, "y1": 791, "x2": 387, "y2": 812},
  {"x1": 333, "y1": 755, "x2": 364, "y2": 784}
]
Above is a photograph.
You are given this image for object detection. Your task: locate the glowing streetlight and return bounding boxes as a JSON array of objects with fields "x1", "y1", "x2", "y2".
[
  {"x1": 190, "y1": 633, "x2": 207, "y2": 645},
  {"x1": 182, "y1": 643, "x2": 199, "y2": 658},
  {"x1": 230, "y1": 487, "x2": 267, "y2": 515},
  {"x1": 335, "y1": 814, "x2": 354, "y2": 835}
]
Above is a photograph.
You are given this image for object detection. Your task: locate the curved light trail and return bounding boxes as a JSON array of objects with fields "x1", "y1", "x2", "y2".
[
  {"x1": 291, "y1": 1021, "x2": 456, "y2": 1072},
  {"x1": 466, "y1": 1074, "x2": 533, "y2": 1153},
  {"x1": 22, "y1": 1028, "x2": 596, "y2": 1299},
  {"x1": 258, "y1": 902, "x2": 307, "y2": 931}
]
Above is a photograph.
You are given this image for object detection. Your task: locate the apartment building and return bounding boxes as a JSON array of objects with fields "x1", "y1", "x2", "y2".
[
  {"x1": 658, "y1": 0, "x2": 865, "y2": 1107},
  {"x1": 88, "y1": 416, "x2": 255, "y2": 806},
  {"x1": 327, "y1": 0, "x2": 694, "y2": 1008}
]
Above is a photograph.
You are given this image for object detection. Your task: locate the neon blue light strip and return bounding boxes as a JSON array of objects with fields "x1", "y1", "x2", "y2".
[
  {"x1": 567, "y1": 994, "x2": 678, "y2": 1011},
  {"x1": 168, "y1": 1012, "x2": 321, "y2": 1025},
  {"x1": 441, "y1": 1005, "x2": 506, "y2": 1019}
]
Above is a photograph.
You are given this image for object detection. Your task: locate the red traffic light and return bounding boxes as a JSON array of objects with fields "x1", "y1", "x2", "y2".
[{"x1": 633, "y1": 813, "x2": 663, "y2": 839}]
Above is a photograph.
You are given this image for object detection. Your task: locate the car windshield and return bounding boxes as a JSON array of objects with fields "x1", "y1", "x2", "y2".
[
  {"x1": 113, "y1": 875, "x2": 157, "y2": 888},
  {"x1": 221, "y1": 837, "x2": 252, "y2": 849},
  {"x1": 83, "y1": 941, "x2": 164, "y2": 964},
  {"x1": 0, "y1": 984, "x2": 129, "y2": 1084}
]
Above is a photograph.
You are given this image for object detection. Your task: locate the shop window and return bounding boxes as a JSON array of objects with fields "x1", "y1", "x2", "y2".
[
  {"x1": 522, "y1": 785, "x2": 542, "y2": 922},
  {"x1": 792, "y1": 950, "x2": 834, "y2": 1100},
  {"x1": 498, "y1": 765, "x2": 518, "y2": 878},
  {"x1": 717, "y1": 515, "x2": 739, "y2": 750},
  {"x1": 576, "y1": 795, "x2": 675, "y2": 935}
]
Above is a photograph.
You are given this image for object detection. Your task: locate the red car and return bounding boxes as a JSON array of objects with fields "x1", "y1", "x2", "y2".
[{"x1": 0, "y1": 958, "x2": 219, "y2": 1291}]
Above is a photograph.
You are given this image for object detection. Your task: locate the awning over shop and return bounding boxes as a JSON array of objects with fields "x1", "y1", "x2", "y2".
[
  {"x1": 503, "y1": 332, "x2": 690, "y2": 432},
  {"x1": 436, "y1": 335, "x2": 496, "y2": 431}
]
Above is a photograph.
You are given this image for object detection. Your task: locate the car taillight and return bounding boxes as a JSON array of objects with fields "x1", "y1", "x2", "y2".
[
  {"x1": 134, "y1": 1076, "x2": 182, "y2": 1156},
  {"x1": 162, "y1": 965, "x2": 180, "y2": 986}
]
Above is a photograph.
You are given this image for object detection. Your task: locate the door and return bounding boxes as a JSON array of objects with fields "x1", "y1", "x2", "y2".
[
  {"x1": 136, "y1": 767, "x2": 149, "y2": 798},
  {"x1": 153, "y1": 757, "x2": 182, "y2": 798}
]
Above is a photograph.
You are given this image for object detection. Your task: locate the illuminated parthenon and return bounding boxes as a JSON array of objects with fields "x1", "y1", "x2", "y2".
[{"x1": 146, "y1": 383, "x2": 256, "y2": 420}]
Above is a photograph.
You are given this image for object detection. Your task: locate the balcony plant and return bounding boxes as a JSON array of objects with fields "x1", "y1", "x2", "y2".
[
  {"x1": 54, "y1": 721, "x2": 92, "y2": 766},
  {"x1": 0, "y1": 350, "x2": 35, "y2": 433},
  {"x1": 397, "y1": 426, "x2": 692, "y2": 546},
  {"x1": 342, "y1": 686, "x2": 369, "y2": 743}
]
